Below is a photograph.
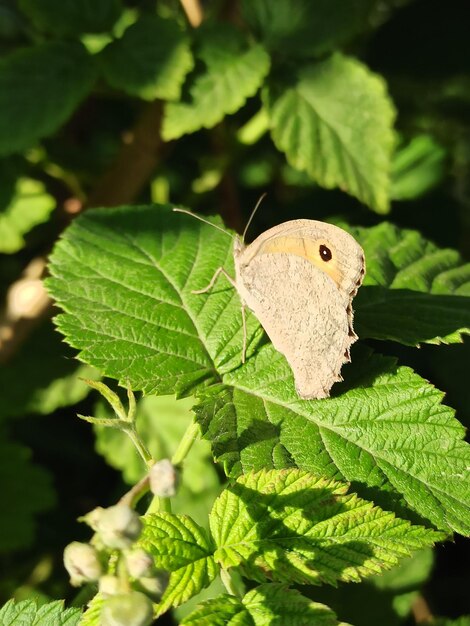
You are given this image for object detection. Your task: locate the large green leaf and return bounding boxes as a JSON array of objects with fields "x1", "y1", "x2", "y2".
[
  {"x1": 0, "y1": 599, "x2": 80, "y2": 626},
  {"x1": 181, "y1": 584, "x2": 341, "y2": 626},
  {"x1": 18, "y1": 0, "x2": 122, "y2": 36},
  {"x1": 99, "y1": 15, "x2": 193, "y2": 101},
  {"x1": 264, "y1": 54, "x2": 395, "y2": 213},
  {"x1": 242, "y1": 0, "x2": 375, "y2": 58},
  {"x1": 197, "y1": 346, "x2": 470, "y2": 535},
  {"x1": 0, "y1": 42, "x2": 96, "y2": 156},
  {"x1": 46, "y1": 205, "x2": 264, "y2": 396},
  {"x1": 162, "y1": 24, "x2": 270, "y2": 140},
  {"x1": 210, "y1": 469, "x2": 442, "y2": 586},
  {"x1": 46, "y1": 205, "x2": 470, "y2": 535},
  {"x1": 352, "y1": 222, "x2": 470, "y2": 345},
  {"x1": 143, "y1": 470, "x2": 441, "y2": 610}
]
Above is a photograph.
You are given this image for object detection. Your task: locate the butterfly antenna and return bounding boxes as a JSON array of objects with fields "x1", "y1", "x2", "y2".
[
  {"x1": 242, "y1": 192, "x2": 267, "y2": 242},
  {"x1": 173, "y1": 208, "x2": 232, "y2": 238}
]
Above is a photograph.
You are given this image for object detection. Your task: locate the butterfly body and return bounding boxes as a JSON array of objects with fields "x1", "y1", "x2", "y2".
[{"x1": 233, "y1": 219, "x2": 365, "y2": 399}]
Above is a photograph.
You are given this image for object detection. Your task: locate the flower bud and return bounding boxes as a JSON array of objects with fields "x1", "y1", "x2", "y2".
[
  {"x1": 63, "y1": 542, "x2": 102, "y2": 586},
  {"x1": 134, "y1": 571, "x2": 169, "y2": 602},
  {"x1": 125, "y1": 548, "x2": 154, "y2": 579},
  {"x1": 99, "y1": 575, "x2": 121, "y2": 597},
  {"x1": 80, "y1": 506, "x2": 105, "y2": 531},
  {"x1": 149, "y1": 459, "x2": 179, "y2": 498},
  {"x1": 101, "y1": 591, "x2": 153, "y2": 626},
  {"x1": 95, "y1": 504, "x2": 142, "y2": 550}
]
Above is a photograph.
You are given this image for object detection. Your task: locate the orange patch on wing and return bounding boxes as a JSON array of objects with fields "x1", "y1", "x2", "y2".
[{"x1": 260, "y1": 236, "x2": 343, "y2": 288}]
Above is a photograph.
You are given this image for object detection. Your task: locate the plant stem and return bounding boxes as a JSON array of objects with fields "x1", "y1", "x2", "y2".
[
  {"x1": 125, "y1": 425, "x2": 153, "y2": 467},
  {"x1": 171, "y1": 419, "x2": 201, "y2": 465},
  {"x1": 119, "y1": 475, "x2": 150, "y2": 509}
]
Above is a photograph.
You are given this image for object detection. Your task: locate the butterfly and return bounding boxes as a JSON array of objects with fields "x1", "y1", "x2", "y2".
[{"x1": 174, "y1": 209, "x2": 365, "y2": 399}]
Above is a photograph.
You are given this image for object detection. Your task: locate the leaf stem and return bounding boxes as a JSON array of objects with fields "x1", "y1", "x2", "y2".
[
  {"x1": 124, "y1": 424, "x2": 153, "y2": 467},
  {"x1": 171, "y1": 419, "x2": 200, "y2": 465},
  {"x1": 220, "y1": 568, "x2": 240, "y2": 597}
]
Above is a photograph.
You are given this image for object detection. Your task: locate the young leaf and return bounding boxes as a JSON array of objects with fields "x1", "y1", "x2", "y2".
[
  {"x1": 210, "y1": 469, "x2": 443, "y2": 586},
  {"x1": 391, "y1": 134, "x2": 446, "y2": 200},
  {"x1": 0, "y1": 598, "x2": 80, "y2": 625},
  {"x1": 0, "y1": 323, "x2": 96, "y2": 419},
  {"x1": 181, "y1": 583, "x2": 341, "y2": 626},
  {"x1": 79, "y1": 593, "x2": 103, "y2": 626},
  {"x1": 264, "y1": 54, "x2": 395, "y2": 213},
  {"x1": 0, "y1": 439, "x2": 55, "y2": 552},
  {"x1": 162, "y1": 24, "x2": 270, "y2": 140},
  {"x1": 243, "y1": 0, "x2": 375, "y2": 58},
  {"x1": 0, "y1": 178, "x2": 55, "y2": 253},
  {"x1": 139, "y1": 513, "x2": 218, "y2": 616},
  {"x1": 0, "y1": 42, "x2": 96, "y2": 156},
  {"x1": 99, "y1": 15, "x2": 193, "y2": 101},
  {"x1": 197, "y1": 346, "x2": 470, "y2": 536},
  {"x1": 95, "y1": 394, "x2": 220, "y2": 528},
  {"x1": 352, "y1": 222, "x2": 470, "y2": 345},
  {"x1": 18, "y1": 0, "x2": 122, "y2": 36}
]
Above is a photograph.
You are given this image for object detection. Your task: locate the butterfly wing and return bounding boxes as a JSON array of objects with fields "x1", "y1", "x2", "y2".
[{"x1": 234, "y1": 220, "x2": 365, "y2": 399}]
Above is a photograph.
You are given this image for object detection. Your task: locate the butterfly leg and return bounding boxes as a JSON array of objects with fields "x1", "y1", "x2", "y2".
[
  {"x1": 241, "y1": 303, "x2": 247, "y2": 363},
  {"x1": 192, "y1": 267, "x2": 236, "y2": 294}
]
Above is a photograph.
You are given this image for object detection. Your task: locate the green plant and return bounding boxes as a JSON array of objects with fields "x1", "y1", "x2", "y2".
[{"x1": 1, "y1": 1, "x2": 469, "y2": 625}]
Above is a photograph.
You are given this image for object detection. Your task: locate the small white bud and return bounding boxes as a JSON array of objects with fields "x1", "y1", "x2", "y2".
[
  {"x1": 96, "y1": 504, "x2": 142, "y2": 550},
  {"x1": 125, "y1": 548, "x2": 154, "y2": 579},
  {"x1": 99, "y1": 575, "x2": 121, "y2": 597},
  {"x1": 101, "y1": 591, "x2": 153, "y2": 626},
  {"x1": 149, "y1": 459, "x2": 179, "y2": 498},
  {"x1": 63, "y1": 542, "x2": 102, "y2": 586}
]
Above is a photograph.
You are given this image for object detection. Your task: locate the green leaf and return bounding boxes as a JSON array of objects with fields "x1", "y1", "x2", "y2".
[
  {"x1": 243, "y1": 0, "x2": 375, "y2": 58},
  {"x1": 181, "y1": 583, "x2": 341, "y2": 626},
  {"x1": 46, "y1": 205, "x2": 264, "y2": 396},
  {"x1": 0, "y1": 439, "x2": 55, "y2": 553},
  {"x1": 46, "y1": 206, "x2": 470, "y2": 535},
  {"x1": 197, "y1": 346, "x2": 470, "y2": 535},
  {"x1": 99, "y1": 15, "x2": 193, "y2": 101},
  {"x1": 0, "y1": 600, "x2": 81, "y2": 625},
  {"x1": 0, "y1": 42, "x2": 96, "y2": 156},
  {"x1": 18, "y1": 0, "x2": 122, "y2": 36},
  {"x1": 264, "y1": 54, "x2": 396, "y2": 213},
  {"x1": 95, "y1": 394, "x2": 220, "y2": 528},
  {"x1": 162, "y1": 24, "x2": 270, "y2": 140},
  {"x1": 79, "y1": 593, "x2": 103, "y2": 626},
  {"x1": 0, "y1": 178, "x2": 55, "y2": 253},
  {"x1": 352, "y1": 222, "x2": 470, "y2": 345},
  {"x1": 0, "y1": 322, "x2": 96, "y2": 419},
  {"x1": 371, "y1": 547, "x2": 433, "y2": 591},
  {"x1": 391, "y1": 134, "x2": 446, "y2": 200},
  {"x1": 139, "y1": 513, "x2": 218, "y2": 616},
  {"x1": 210, "y1": 469, "x2": 442, "y2": 586},
  {"x1": 434, "y1": 618, "x2": 470, "y2": 626}
]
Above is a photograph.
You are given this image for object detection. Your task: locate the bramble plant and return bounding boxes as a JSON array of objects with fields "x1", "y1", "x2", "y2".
[{"x1": 0, "y1": 1, "x2": 469, "y2": 626}]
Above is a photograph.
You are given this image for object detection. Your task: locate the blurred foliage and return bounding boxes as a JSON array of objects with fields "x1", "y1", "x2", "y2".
[{"x1": 0, "y1": 0, "x2": 469, "y2": 624}]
